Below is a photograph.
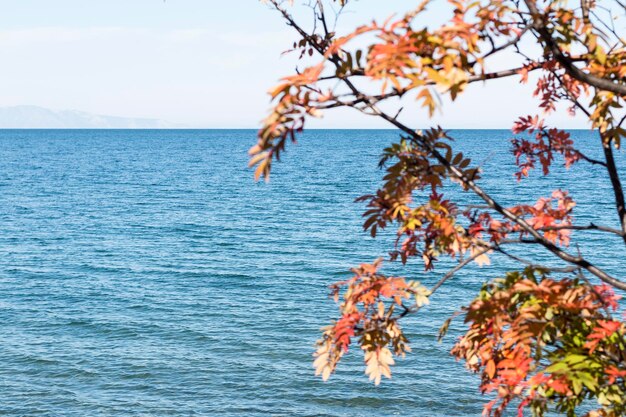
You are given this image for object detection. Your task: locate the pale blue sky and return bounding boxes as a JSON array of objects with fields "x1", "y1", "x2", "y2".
[{"x1": 0, "y1": 0, "x2": 588, "y2": 128}]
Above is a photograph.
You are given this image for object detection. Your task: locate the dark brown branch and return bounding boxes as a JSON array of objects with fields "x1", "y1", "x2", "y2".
[
  {"x1": 601, "y1": 134, "x2": 626, "y2": 244},
  {"x1": 538, "y1": 224, "x2": 624, "y2": 236},
  {"x1": 315, "y1": 0, "x2": 331, "y2": 38},
  {"x1": 493, "y1": 245, "x2": 579, "y2": 273},
  {"x1": 400, "y1": 242, "x2": 577, "y2": 319},
  {"x1": 430, "y1": 248, "x2": 491, "y2": 294},
  {"x1": 318, "y1": 66, "x2": 542, "y2": 109},
  {"x1": 318, "y1": 61, "x2": 543, "y2": 83},
  {"x1": 533, "y1": 37, "x2": 626, "y2": 247},
  {"x1": 479, "y1": 25, "x2": 532, "y2": 61},
  {"x1": 399, "y1": 247, "x2": 492, "y2": 318},
  {"x1": 524, "y1": 0, "x2": 626, "y2": 96},
  {"x1": 515, "y1": 148, "x2": 606, "y2": 167},
  {"x1": 581, "y1": 0, "x2": 591, "y2": 24},
  {"x1": 576, "y1": 151, "x2": 608, "y2": 167}
]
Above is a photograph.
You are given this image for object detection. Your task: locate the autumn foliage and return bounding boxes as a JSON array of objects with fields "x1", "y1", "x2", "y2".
[
  {"x1": 252, "y1": 1, "x2": 626, "y2": 416},
  {"x1": 448, "y1": 269, "x2": 625, "y2": 417}
]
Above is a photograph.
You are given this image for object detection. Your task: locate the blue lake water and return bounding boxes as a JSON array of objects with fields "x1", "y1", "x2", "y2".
[{"x1": 0, "y1": 129, "x2": 624, "y2": 416}]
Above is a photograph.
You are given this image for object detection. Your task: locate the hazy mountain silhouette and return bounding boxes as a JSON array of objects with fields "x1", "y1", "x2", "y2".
[{"x1": 0, "y1": 106, "x2": 178, "y2": 128}]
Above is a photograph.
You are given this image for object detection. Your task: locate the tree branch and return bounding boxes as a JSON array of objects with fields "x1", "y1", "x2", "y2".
[
  {"x1": 538, "y1": 223, "x2": 625, "y2": 237},
  {"x1": 399, "y1": 246, "x2": 492, "y2": 318},
  {"x1": 601, "y1": 134, "x2": 626, "y2": 244},
  {"x1": 524, "y1": 0, "x2": 626, "y2": 96},
  {"x1": 318, "y1": 66, "x2": 542, "y2": 109},
  {"x1": 268, "y1": 0, "x2": 626, "y2": 291}
]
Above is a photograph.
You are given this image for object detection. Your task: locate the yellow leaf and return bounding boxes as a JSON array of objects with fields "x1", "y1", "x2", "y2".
[
  {"x1": 254, "y1": 160, "x2": 268, "y2": 182},
  {"x1": 248, "y1": 151, "x2": 268, "y2": 168},
  {"x1": 470, "y1": 247, "x2": 491, "y2": 267}
]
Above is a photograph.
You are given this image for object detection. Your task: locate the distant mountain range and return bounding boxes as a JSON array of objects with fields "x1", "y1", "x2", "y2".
[{"x1": 0, "y1": 106, "x2": 178, "y2": 128}]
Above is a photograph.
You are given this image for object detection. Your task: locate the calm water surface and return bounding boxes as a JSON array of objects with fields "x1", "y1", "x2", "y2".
[{"x1": 0, "y1": 129, "x2": 624, "y2": 416}]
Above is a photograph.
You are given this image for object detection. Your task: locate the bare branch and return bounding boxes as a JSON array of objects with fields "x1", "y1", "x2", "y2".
[
  {"x1": 399, "y1": 247, "x2": 492, "y2": 318},
  {"x1": 601, "y1": 133, "x2": 626, "y2": 244},
  {"x1": 493, "y1": 244, "x2": 579, "y2": 273},
  {"x1": 478, "y1": 24, "x2": 532, "y2": 61},
  {"x1": 430, "y1": 248, "x2": 491, "y2": 294},
  {"x1": 538, "y1": 223, "x2": 625, "y2": 236}
]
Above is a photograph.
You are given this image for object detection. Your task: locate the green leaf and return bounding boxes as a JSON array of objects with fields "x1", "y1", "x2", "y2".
[{"x1": 546, "y1": 361, "x2": 569, "y2": 373}]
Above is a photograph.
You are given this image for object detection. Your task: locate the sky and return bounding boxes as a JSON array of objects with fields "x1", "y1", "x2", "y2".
[{"x1": 0, "y1": 0, "x2": 591, "y2": 129}]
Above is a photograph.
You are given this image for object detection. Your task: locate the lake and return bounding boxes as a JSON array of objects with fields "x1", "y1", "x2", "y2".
[{"x1": 0, "y1": 129, "x2": 623, "y2": 416}]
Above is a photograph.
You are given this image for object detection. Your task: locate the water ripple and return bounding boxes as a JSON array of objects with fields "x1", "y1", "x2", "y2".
[{"x1": 0, "y1": 129, "x2": 623, "y2": 416}]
